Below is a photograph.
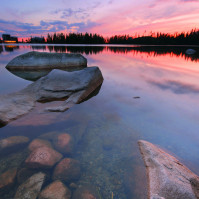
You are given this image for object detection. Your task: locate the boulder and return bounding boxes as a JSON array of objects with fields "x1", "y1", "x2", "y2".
[
  {"x1": 6, "y1": 51, "x2": 87, "y2": 71},
  {"x1": 0, "y1": 136, "x2": 29, "y2": 154},
  {"x1": 138, "y1": 140, "x2": 199, "y2": 199},
  {"x1": 28, "y1": 139, "x2": 52, "y2": 152},
  {"x1": 25, "y1": 146, "x2": 62, "y2": 169},
  {"x1": 34, "y1": 67, "x2": 103, "y2": 103},
  {"x1": 53, "y1": 158, "x2": 81, "y2": 183},
  {"x1": 0, "y1": 168, "x2": 17, "y2": 192},
  {"x1": 15, "y1": 172, "x2": 46, "y2": 199},
  {"x1": 185, "y1": 49, "x2": 196, "y2": 55},
  {"x1": 53, "y1": 133, "x2": 74, "y2": 155},
  {"x1": 72, "y1": 184, "x2": 101, "y2": 199},
  {"x1": 38, "y1": 180, "x2": 71, "y2": 199},
  {"x1": 0, "y1": 66, "x2": 103, "y2": 126}
]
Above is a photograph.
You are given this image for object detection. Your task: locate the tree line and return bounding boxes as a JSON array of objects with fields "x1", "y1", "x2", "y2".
[
  {"x1": 27, "y1": 33, "x2": 105, "y2": 44},
  {"x1": 26, "y1": 29, "x2": 199, "y2": 45}
]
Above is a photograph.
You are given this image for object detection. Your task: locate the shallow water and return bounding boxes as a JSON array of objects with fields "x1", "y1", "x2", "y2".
[{"x1": 0, "y1": 44, "x2": 199, "y2": 198}]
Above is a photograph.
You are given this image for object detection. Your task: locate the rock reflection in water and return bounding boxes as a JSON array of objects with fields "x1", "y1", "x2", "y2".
[
  {"x1": 0, "y1": 44, "x2": 199, "y2": 62},
  {"x1": 7, "y1": 70, "x2": 51, "y2": 81}
]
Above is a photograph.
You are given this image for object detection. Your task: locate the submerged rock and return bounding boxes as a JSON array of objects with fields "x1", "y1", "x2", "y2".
[
  {"x1": 0, "y1": 66, "x2": 103, "y2": 126},
  {"x1": 17, "y1": 168, "x2": 38, "y2": 184},
  {"x1": 15, "y1": 172, "x2": 46, "y2": 199},
  {"x1": 185, "y1": 49, "x2": 196, "y2": 55},
  {"x1": 0, "y1": 92, "x2": 35, "y2": 126},
  {"x1": 72, "y1": 184, "x2": 101, "y2": 199},
  {"x1": 39, "y1": 131, "x2": 59, "y2": 142},
  {"x1": 25, "y1": 146, "x2": 62, "y2": 169},
  {"x1": 53, "y1": 158, "x2": 81, "y2": 183},
  {"x1": 0, "y1": 168, "x2": 17, "y2": 192},
  {"x1": 53, "y1": 133, "x2": 74, "y2": 155},
  {"x1": 0, "y1": 136, "x2": 29, "y2": 154},
  {"x1": 138, "y1": 140, "x2": 199, "y2": 199},
  {"x1": 6, "y1": 51, "x2": 87, "y2": 71},
  {"x1": 28, "y1": 139, "x2": 52, "y2": 152},
  {"x1": 38, "y1": 180, "x2": 71, "y2": 199}
]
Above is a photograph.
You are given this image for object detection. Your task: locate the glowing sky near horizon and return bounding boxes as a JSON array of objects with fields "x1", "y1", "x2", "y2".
[{"x1": 0, "y1": 0, "x2": 199, "y2": 38}]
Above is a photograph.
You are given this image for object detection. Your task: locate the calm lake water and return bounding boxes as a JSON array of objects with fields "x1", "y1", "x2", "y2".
[{"x1": 0, "y1": 44, "x2": 199, "y2": 198}]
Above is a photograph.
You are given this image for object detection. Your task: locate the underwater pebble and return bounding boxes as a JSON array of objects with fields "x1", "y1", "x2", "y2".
[{"x1": 53, "y1": 158, "x2": 81, "y2": 183}]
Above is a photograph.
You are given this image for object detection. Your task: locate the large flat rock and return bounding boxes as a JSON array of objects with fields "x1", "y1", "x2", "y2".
[
  {"x1": 6, "y1": 51, "x2": 87, "y2": 71},
  {"x1": 138, "y1": 140, "x2": 199, "y2": 199},
  {"x1": 0, "y1": 67, "x2": 103, "y2": 125},
  {"x1": 0, "y1": 92, "x2": 35, "y2": 126}
]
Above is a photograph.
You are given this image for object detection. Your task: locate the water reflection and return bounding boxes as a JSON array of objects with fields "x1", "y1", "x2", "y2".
[
  {"x1": 7, "y1": 70, "x2": 51, "y2": 81},
  {"x1": 31, "y1": 45, "x2": 46, "y2": 51},
  {"x1": 4, "y1": 45, "x2": 19, "y2": 52},
  {"x1": 1, "y1": 44, "x2": 199, "y2": 62},
  {"x1": 0, "y1": 45, "x2": 3, "y2": 54},
  {"x1": 148, "y1": 79, "x2": 199, "y2": 95},
  {"x1": 65, "y1": 46, "x2": 104, "y2": 55},
  {"x1": 42, "y1": 45, "x2": 199, "y2": 61},
  {"x1": 0, "y1": 45, "x2": 199, "y2": 199}
]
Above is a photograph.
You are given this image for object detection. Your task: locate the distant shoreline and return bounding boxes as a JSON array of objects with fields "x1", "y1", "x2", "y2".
[{"x1": 1, "y1": 43, "x2": 199, "y2": 47}]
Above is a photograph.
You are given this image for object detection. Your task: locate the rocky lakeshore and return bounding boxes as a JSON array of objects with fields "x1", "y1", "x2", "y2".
[
  {"x1": 0, "y1": 52, "x2": 103, "y2": 126},
  {"x1": 0, "y1": 52, "x2": 106, "y2": 198}
]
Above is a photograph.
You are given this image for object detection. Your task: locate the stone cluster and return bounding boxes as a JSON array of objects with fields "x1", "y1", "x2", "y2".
[{"x1": 0, "y1": 133, "x2": 101, "y2": 199}]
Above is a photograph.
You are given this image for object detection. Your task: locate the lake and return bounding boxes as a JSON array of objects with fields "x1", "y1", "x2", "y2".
[{"x1": 0, "y1": 44, "x2": 199, "y2": 199}]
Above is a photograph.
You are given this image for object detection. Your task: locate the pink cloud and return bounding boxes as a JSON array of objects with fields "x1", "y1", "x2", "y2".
[
  {"x1": 89, "y1": 0, "x2": 199, "y2": 36},
  {"x1": 1, "y1": 0, "x2": 199, "y2": 37}
]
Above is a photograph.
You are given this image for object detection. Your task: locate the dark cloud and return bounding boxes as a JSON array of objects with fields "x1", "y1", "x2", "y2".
[
  {"x1": 0, "y1": 19, "x2": 98, "y2": 37},
  {"x1": 148, "y1": 79, "x2": 199, "y2": 95},
  {"x1": 0, "y1": 19, "x2": 43, "y2": 36},
  {"x1": 50, "y1": 2, "x2": 101, "y2": 20},
  {"x1": 50, "y1": 8, "x2": 87, "y2": 18}
]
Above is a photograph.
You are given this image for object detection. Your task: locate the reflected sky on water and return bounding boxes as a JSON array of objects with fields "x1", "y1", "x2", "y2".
[{"x1": 0, "y1": 44, "x2": 199, "y2": 198}]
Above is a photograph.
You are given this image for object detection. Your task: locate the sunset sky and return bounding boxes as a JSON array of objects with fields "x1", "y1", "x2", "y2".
[{"x1": 0, "y1": 0, "x2": 199, "y2": 39}]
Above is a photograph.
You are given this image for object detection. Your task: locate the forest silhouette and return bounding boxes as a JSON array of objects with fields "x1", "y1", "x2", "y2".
[{"x1": 26, "y1": 29, "x2": 199, "y2": 45}]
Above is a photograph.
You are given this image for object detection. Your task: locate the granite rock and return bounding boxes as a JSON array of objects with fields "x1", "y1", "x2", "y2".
[
  {"x1": 15, "y1": 172, "x2": 46, "y2": 199},
  {"x1": 53, "y1": 133, "x2": 74, "y2": 155},
  {"x1": 38, "y1": 180, "x2": 71, "y2": 199},
  {"x1": 6, "y1": 51, "x2": 87, "y2": 71},
  {"x1": 0, "y1": 67, "x2": 103, "y2": 125},
  {"x1": 25, "y1": 146, "x2": 62, "y2": 169},
  {"x1": 0, "y1": 168, "x2": 17, "y2": 192},
  {"x1": 28, "y1": 139, "x2": 52, "y2": 152},
  {"x1": 53, "y1": 158, "x2": 81, "y2": 183},
  {"x1": 0, "y1": 136, "x2": 29, "y2": 154},
  {"x1": 138, "y1": 140, "x2": 199, "y2": 199}
]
